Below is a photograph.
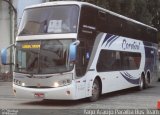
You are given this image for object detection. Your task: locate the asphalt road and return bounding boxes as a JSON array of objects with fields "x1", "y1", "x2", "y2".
[{"x1": 0, "y1": 81, "x2": 160, "y2": 115}]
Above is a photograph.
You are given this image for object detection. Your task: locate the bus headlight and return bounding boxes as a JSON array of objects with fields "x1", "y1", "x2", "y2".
[
  {"x1": 53, "y1": 79, "x2": 72, "y2": 88},
  {"x1": 53, "y1": 82, "x2": 59, "y2": 88},
  {"x1": 21, "y1": 82, "x2": 26, "y2": 87}
]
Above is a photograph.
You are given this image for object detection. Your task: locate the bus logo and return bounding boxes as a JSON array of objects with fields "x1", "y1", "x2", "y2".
[{"x1": 122, "y1": 39, "x2": 140, "y2": 50}]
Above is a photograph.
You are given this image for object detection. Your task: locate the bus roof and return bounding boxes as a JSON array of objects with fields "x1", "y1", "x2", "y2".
[{"x1": 25, "y1": 1, "x2": 157, "y2": 31}]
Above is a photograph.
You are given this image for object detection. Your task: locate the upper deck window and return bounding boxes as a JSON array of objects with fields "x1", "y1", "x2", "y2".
[{"x1": 18, "y1": 5, "x2": 79, "y2": 36}]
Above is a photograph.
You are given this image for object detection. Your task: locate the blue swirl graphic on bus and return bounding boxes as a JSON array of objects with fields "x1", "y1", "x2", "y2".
[
  {"x1": 102, "y1": 34, "x2": 119, "y2": 47},
  {"x1": 120, "y1": 72, "x2": 140, "y2": 84},
  {"x1": 108, "y1": 36, "x2": 119, "y2": 47},
  {"x1": 102, "y1": 34, "x2": 113, "y2": 45}
]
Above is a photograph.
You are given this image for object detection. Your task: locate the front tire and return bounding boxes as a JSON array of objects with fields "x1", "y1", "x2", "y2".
[
  {"x1": 145, "y1": 74, "x2": 150, "y2": 88},
  {"x1": 89, "y1": 79, "x2": 100, "y2": 102},
  {"x1": 138, "y1": 76, "x2": 145, "y2": 90}
]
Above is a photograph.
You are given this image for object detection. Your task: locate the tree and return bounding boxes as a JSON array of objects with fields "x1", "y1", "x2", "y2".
[{"x1": 49, "y1": 0, "x2": 160, "y2": 31}]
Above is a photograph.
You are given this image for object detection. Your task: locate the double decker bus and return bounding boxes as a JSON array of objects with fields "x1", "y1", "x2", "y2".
[{"x1": 1, "y1": 1, "x2": 158, "y2": 101}]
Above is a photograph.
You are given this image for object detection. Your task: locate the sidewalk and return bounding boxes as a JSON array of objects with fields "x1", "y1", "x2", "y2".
[{"x1": 0, "y1": 81, "x2": 14, "y2": 99}]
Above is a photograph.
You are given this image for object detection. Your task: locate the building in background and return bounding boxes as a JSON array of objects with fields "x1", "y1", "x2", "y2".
[{"x1": 0, "y1": 0, "x2": 49, "y2": 74}]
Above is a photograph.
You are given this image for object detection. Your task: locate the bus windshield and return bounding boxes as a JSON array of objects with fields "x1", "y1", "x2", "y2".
[
  {"x1": 15, "y1": 39, "x2": 74, "y2": 74},
  {"x1": 18, "y1": 5, "x2": 79, "y2": 35}
]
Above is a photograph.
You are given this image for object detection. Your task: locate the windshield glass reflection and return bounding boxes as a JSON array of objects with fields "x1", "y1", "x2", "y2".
[
  {"x1": 18, "y1": 5, "x2": 79, "y2": 35},
  {"x1": 15, "y1": 39, "x2": 73, "y2": 74}
]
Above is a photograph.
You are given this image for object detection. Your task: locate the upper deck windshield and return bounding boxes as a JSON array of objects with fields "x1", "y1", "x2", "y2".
[{"x1": 18, "y1": 5, "x2": 79, "y2": 36}]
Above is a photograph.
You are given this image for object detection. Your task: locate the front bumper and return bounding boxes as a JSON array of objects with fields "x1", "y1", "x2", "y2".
[{"x1": 13, "y1": 83, "x2": 76, "y2": 100}]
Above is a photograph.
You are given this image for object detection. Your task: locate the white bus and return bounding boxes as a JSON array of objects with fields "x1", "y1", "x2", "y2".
[{"x1": 1, "y1": 1, "x2": 158, "y2": 101}]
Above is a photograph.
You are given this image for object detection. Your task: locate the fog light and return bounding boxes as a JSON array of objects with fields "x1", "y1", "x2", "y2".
[{"x1": 66, "y1": 90, "x2": 70, "y2": 95}]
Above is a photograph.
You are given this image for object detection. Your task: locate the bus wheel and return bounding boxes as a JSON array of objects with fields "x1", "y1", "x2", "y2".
[
  {"x1": 138, "y1": 75, "x2": 145, "y2": 90},
  {"x1": 145, "y1": 73, "x2": 150, "y2": 88},
  {"x1": 89, "y1": 79, "x2": 100, "y2": 102}
]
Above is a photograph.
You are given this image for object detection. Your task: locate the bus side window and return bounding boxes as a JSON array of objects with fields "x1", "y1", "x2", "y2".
[
  {"x1": 121, "y1": 52, "x2": 129, "y2": 70},
  {"x1": 97, "y1": 11, "x2": 106, "y2": 32}
]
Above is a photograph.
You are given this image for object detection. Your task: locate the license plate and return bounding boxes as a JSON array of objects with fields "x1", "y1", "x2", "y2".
[{"x1": 34, "y1": 93, "x2": 45, "y2": 98}]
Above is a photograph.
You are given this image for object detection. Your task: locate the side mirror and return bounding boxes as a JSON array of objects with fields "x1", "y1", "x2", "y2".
[
  {"x1": 1, "y1": 49, "x2": 7, "y2": 65},
  {"x1": 69, "y1": 40, "x2": 80, "y2": 62},
  {"x1": 1, "y1": 44, "x2": 15, "y2": 65}
]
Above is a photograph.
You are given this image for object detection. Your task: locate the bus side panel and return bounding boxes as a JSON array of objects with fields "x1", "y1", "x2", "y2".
[{"x1": 86, "y1": 33, "x2": 145, "y2": 95}]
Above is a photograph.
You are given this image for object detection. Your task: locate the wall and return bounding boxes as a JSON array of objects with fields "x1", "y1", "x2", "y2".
[{"x1": 0, "y1": 1, "x2": 11, "y2": 73}]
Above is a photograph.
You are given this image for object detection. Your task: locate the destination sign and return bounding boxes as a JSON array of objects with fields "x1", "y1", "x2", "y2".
[{"x1": 22, "y1": 44, "x2": 40, "y2": 49}]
